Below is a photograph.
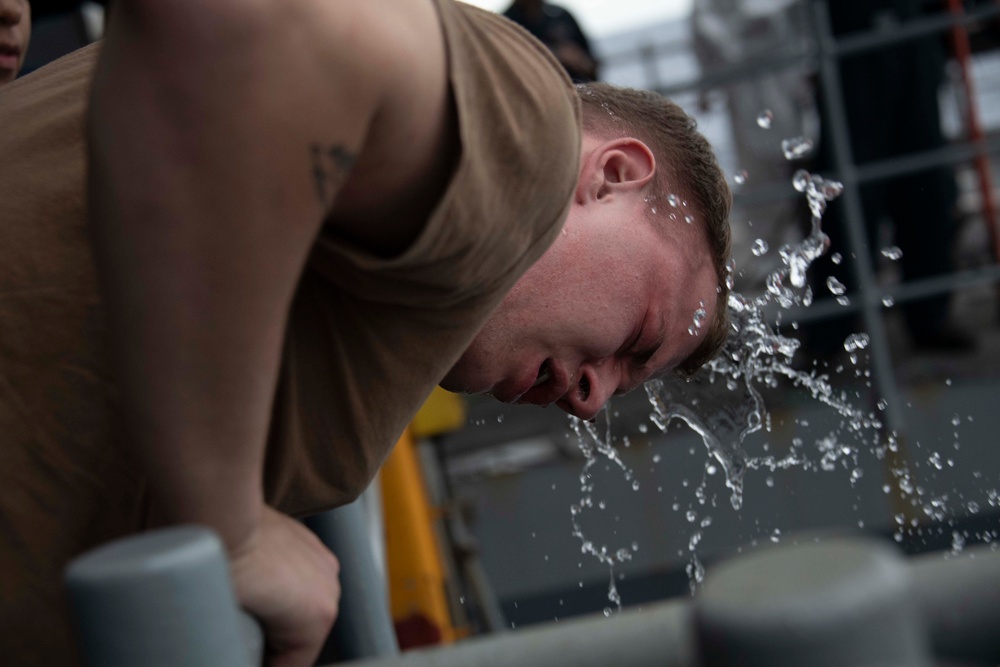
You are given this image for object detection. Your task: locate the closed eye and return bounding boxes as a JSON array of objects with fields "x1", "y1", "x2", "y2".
[
  {"x1": 628, "y1": 318, "x2": 666, "y2": 377},
  {"x1": 630, "y1": 346, "x2": 656, "y2": 370}
]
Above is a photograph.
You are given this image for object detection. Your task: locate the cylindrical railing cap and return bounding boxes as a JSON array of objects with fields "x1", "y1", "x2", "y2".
[
  {"x1": 694, "y1": 537, "x2": 934, "y2": 667},
  {"x1": 66, "y1": 525, "x2": 257, "y2": 667}
]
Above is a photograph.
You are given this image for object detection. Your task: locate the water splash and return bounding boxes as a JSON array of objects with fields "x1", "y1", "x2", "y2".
[
  {"x1": 781, "y1": 137, "x2": 815, "y2": 160},
  {"x1": 688, "y1": 301, "x2": 708, "y2": 337},
  {"x1": 566, "y1": 150, "x2": 997, "y2": 610},
  {"x1": 567, "y1": 413, "x2": 641, "y2": 612},
  {"x1": 568, "y1": 166, "x2": 858, "y2": 594},
  {"x1": 881, "y1": 246, "x2": 903, "y2": 261}
]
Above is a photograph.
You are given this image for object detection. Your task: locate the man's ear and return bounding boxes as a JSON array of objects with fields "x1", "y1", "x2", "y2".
[{"x1": 577, "y1": 137, "x2": 656, "y2": 203}]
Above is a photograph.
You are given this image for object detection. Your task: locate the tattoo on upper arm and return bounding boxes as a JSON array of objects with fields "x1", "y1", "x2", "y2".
[{"x1": 310, "y1": 143, "x2": 357, "y2": 211}]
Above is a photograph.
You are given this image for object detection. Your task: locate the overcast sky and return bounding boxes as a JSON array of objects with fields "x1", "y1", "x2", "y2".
[{"x1": 462, "y1": 0, "x2": 693, "y2": 39}]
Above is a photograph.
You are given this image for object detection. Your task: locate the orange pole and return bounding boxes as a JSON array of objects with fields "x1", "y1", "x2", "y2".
[{"x1": 946, "y1": 0, "x2": 1000, "y2": 263}]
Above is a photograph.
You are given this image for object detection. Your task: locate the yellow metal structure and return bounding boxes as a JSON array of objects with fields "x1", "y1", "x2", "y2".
[
  {"x1": 381, "y1": 389, "x2": 467, "y2": 646},
  {"x1": 410, "y1": 386, "x2": 467, "y2": 439}
]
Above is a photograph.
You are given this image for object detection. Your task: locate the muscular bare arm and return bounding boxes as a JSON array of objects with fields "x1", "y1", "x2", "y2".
[{"x1": 87, "y1": 1, "x2": 452, "y2": 664}]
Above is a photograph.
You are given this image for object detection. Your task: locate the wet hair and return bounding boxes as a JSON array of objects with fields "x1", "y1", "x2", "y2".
[{"x1": 576, "y1": 82, "x2": 732, "y2": 375}]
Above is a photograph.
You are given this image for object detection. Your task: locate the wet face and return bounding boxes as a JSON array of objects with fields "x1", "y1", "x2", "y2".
[
  {"x1": 443, "y1": 135, "x2": 718, "y2": 420},
  {"x1": 0, "y1": 0, "x2": 30, "y2": 85}
]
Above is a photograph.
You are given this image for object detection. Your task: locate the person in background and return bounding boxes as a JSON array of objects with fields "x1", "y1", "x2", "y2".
[
  {"x1": 808, "y1": 0, "x2": 974, "y2": 354},
  {"x1": 504, "y1": 0, "x2": 599, "y2": 82},
  {"x1": 0, "y1": 0, "x2": 30, "y2": 84}
]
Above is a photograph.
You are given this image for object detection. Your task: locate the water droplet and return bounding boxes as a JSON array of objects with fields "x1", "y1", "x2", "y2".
[
  {"x1": 877, "y1": 398, "x2": 888, "y2": 410},
  {"x1": 684, "y1": 214, "x2": 694, "y2": 224},
  {"x1": 603, "y1": 607, "x2": 612, "y2": 617},
  {"x1": 951, "y1": 415, "x2": 961, "y2": 427},
  {"x1": 819, "y1": 179, "x2": 844, "y2": 200},
  {"x1": 734, "y1": 170, "x2": 748, "y2": 185},
  {"x1": 782, "y1": 136, "x2": 814, "y2": 160},
  {"x1": 826, "y1": 276, "x2": 847, "y2": 295},
  {"x1": 638, "y1": 423, "x2": 648, "y2": 434},
  {"x1": 751, "y1": 239, "x2": 769, "y2": 256},
  {"x1": 757, "y1": 109, "x2": 774, "y2": 129},
  {"x1": 652, "y1": 453, "x2": 661, "y2": 463},
  {"x1": 843, "y1": 333, "x2": 870, "y2": 352},
  {"x1": 792, "y1": 169, "x2": 810, "y2": 192},
  {"x1": 831, "y1": 253, "x2": 842, "y2": 265},
  {"x1": 765, "y1": 476, "x2": 774, "y2": 487},
  {"x1": 667, "y1": 193, "x2": 679, "y2": 207},
  {"x1": 881, "y1": 246, "x2": 903, "y2": 261},
  {"x1": 497, "y1": 414, "x2": 504, "y2": 423},
  {"x1": 631, "y1": 480, "x2": 640, "y2": 491},
  {"x1": 882, "y1": 295, "x2": 895, "y2": 307}
]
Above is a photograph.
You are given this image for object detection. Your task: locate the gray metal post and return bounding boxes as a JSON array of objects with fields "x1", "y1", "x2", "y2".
[
  {"x1": 694, "y1": 538, "x2": 933, "y2": 667},
  {"x1": 809, "y1": 0, "x2": 908, "y2": 437},
  {"x1": 911, "y1": 544, "x2": 1000, "y2": 663},
  {"x1": 305, "y1": 501, "x2": 401, "y2": 660},
  {"x1": 341, "y1": 540, "x2": 1000, "y2": 667},
  {"x1": 65, "y1": 528, "x2": 1000, "y2": 667},
  {"x1": 65, "y1": 525, "x2": 262, "y2": 667}
]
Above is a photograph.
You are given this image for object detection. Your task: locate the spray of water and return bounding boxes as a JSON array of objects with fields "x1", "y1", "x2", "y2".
[{"x1": 566, "y1": 156, "x2": 998, "y2": 611}]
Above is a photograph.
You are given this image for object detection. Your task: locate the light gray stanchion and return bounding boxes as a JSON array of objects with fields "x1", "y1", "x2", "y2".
[
  {"x1": 65, "y1": 525, "x2": 262, "y2": 667},
  {"x1": 305, "y1": 502, "x2": 400, "y2": 661},
  {"x1": 694, "y1": 538, "x2": 933, "y2": 667},
  {"x1": 912, "y1": 544, "x2": 1000, "y2": 663},
  {"x1": 64, "y1": 528, "x2": 1000, "y2": 667}
]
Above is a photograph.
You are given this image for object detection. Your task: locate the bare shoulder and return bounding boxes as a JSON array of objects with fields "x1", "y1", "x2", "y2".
[
  {"x1": 99, "y1": 0, "x2": 454, "y2": 254},
  {"x1": 307, "y1": 0, "x2": 460, "y2": 256}
]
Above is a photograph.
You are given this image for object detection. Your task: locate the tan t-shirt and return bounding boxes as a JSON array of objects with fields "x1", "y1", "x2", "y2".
[
  {"x1": 0, "y1": 1, "x2": 579, "y2": 663},
  {"x1": 266, "y1": 0, "x2": 581, "y2": 515}
]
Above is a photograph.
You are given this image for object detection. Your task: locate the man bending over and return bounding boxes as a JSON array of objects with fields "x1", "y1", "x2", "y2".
[{"x1": 0, "y1": 0, "x2": 731, "y2": 665}]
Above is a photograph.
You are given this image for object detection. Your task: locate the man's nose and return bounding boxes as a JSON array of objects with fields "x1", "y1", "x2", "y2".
[{"x1": 556, "y1": 362, "x2": 618, "y2": 421}]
